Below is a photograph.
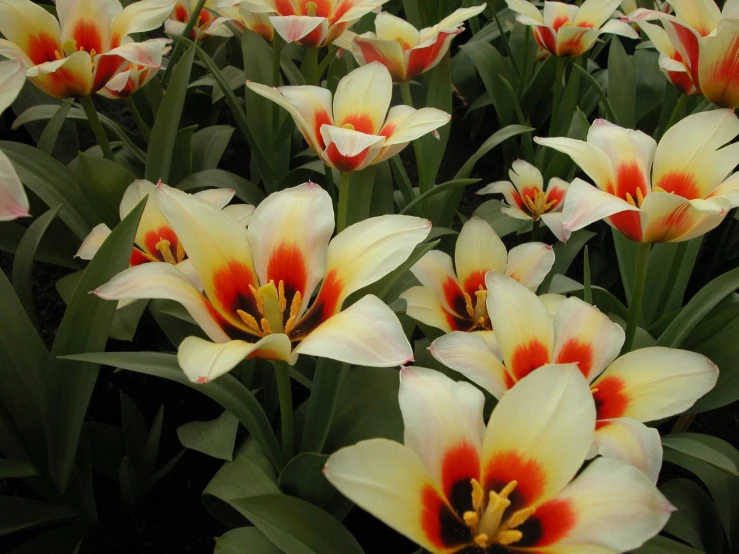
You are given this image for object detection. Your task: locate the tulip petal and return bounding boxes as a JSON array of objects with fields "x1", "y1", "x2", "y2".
[
  {"x1": 111, "y1": 0, "x2": 176, "y2": 43},
  {"x1": 485, "y1": 272, "x2": 554, "y2": 381},
  {"x1": 120, "y1": 180, "x2": 176, "y2": 260},
  {"x1": 333, "y1": 62, "x2": 392, "y2": 135},
  {"x1": 592, "y1": 346, "x2": 718, "y2": 422},
  {"x1": 709, "y1": 172, "x2": 739, "y2": 206},
  {"x1": 574, "y1": 0, "x2": 621, "y2": 29},
  {"x1": 269, "y1": 15, "x2": 327, "y2": 45},
  {"x1": 561, "y1": 178, "x2": 643, "y2": 238},
  {"x1": 543, "y1": 1, "x2": 578, "y2": 28},
  {"x1": 455, "y1": 217, "x2": 508, "y2": 297},
  {"x1": 528, "y1": 457, "x2": 672, "y2": 551},
  {"x1": 374, "y1": 11, "x2": 419, "y2": 46},
  {"x1": 320, "y1": 125, "x2": 386, "y2": 171},
  {"x1": 0, "y1": 147, "x2": 29, "y2": 221},
  {"x1": 192, "y1": 188, "x2": 235, "y2": 209},
  {"x1": 541, "y1": 212, "x2": 571, "y2": 243},
  {"x1": 247, "y1": 182, "x2": 334, "y2": 318},
  {"x1": 482, "y1": 364, "x2": 596, "y2": 508},
  {"x1": 429, "y1": 331, "x2": 512, "y2": 399},
  {"x1": 555, "y1": 26, "x2": 601, "y2": 57},
  {"x1": 592, "y1": 418, "x2": 663, "y2": 483},
  {"x1": 506, "y1": 0, "x2": 545, "y2": 24},
  {"x1": 0, "y1": 38, "x2": 32, "y2": 67},
  {"x1": 57, "y1": 0, "x2": 119, "y2": 52},
  {"x1": 221, "y1": 203, "x2": 256, "y2": 226},
  {"x1": 405, "y1": 29, "x2": 459, "y2": 81},
  {"x1": 76, "y1": 223, "x2": 112, "y2": 260},
  {"x1": 0, "y1": 59, "x2": 27, "y2": 118},
  {"x1": 409, "y1": 250, "x2": 468, "y2": 320},
  {"x1": 534, "y1": 136, "x2": 616, "y2": 191},
  {"x1": 598, "y1": 18, "x2": 640, "y2": 38},
  {"x1": 324, "y1": 438, "x2": 448, "y2": 554},
  {"x1": 292, "y1": 294, "x2": 412, "y2": 367},
  {"x1": 509, "y1": 158, "x2": 544, "y2": 193},
  {"x1": 94, "y1": 262, "x2": 230, "y2": 342},
  {"x1": 352, "y1": 36, "x2": 407, "y2": 81},
  {"x1": 640, "y1": 190, "x2": 710, "y2": 243},
  {"x1": 437, "y1": 4, "x2": 487, "y2": 30},
  {"x1": 178, "y1": 334, "x2": 292, "y2": 383},
  {"x1": 668, "y1": 0, "x2": 721, "y2": 35},
  {"x1": 400, "y1": 285, "x2": 455, "y2": 333},
  {"x1": 653, "y1": 109, "x2": 739, "y2": 200},
  {"x1": 380, "y1": 106, "x2": 450, "y2": 147},
  {"x1": 552, "y1": 297, "x2": 624, "y2": 382},
  {"x1": 0, "y1": 0, "x2": 61, "y2": 65},
  {"x1": 27, "y1": 51, "x2": 94, "y2": 98},
  {"x1": 696, "y1": 20, "x2": 739, "y2": 109},
  {"x1": 504, "y1": 242, "x2": 555, "y2": 291},
  {"x1": 477, "y1": 181, "x2": 528, "y2": 219}
]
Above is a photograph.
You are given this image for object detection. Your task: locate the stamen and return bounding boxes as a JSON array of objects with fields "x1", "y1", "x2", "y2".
[
  {"x1": 473, "y1": 287, "x2": 487, "y2": 324},
  {"x1": 473, "y1": 534, "x2": 489, "y2": 547},
  {"x1": 249, "y1": 284, "x2": 265, "y2": 316},
  {"x1": 463, "y1": 291, "x2": 475, "y2": 320},
  {"x1": 590, "y1": 387, "x2": 599, "y2": 394},
  {"x1": 479, "y1": 488, "x2": 512, "y2": 535},
  {"x1": 542, "y1": 198, "x2": 558, "y2": 212},
  {"x1": 284, "y1": 290, "x2": 302, "y2": 335},
  {"x1": 497, "y1": 530, "x2": 523, "y2": 545},
  {"x1": 260, "y1": 317, "x2": 273, "y2": 335},
  {"x1": 237, "y1": 309, "x2": 261, "y2": 333},
  {"x1": 635, "y1": 187, "x2": 645, "y2": 206},
  {"x1": 176, "y1": 241, "x2": 186, "y2": 263},
  {"x1": 505, "y1": 506, "x2": 536, "y2": 529},
  {"x1": 54, "y1": 49, "x2": 63, "y2": 60},
  {"x1": 471, "y1": 479, "x2": 484, "y2": 512},
  {"x1": 463, "y1": 511, "x2": 478, "y2": 528},
  {"x1": 156, "y1": 239, "x2": 176, "y2": 264},
  {"x1": 278, "y1": 280, "x2": 287, "y2": 312},
  {"x1": 499, "y1": 480, "x2": 518, "y2": 500},
  {"x1": 625, "y1": 192, "x2": 636, "y2": 207}
]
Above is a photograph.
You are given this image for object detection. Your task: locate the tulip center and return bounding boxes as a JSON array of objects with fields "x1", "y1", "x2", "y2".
[
  {"x1": 305, "y1": 1, "x2": 318, "y2": 16},
  {"x1": 155, "y1": 238, "x2": 186, "y2": 265},
  {"x1": 463, "y1": 479, "x2": 535, "y2": 547},
  {"x1": 463, "y1": 286, "x2": 491, "y2": 330},
  {"x1": 624, "y1": 187, "x2": 645, "y2": 208},
  {"x1": 236, "y1": 279, "x2": 302, "y2": 337},
  {"x1": 522, "y1": 191, "x2": 557, "y2": 219}
]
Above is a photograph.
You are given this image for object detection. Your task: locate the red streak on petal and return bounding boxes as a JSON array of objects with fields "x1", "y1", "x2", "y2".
[
  {"x1": 339, "y1": 113, "x2": 376, "y2": 134},
  {"x1": 405, "y1": 31, "x2": 458, "y2": 81},
  {"x1": 289, "y1": 268, "x2": 345, "y2": 339},
  {"x1": 592, "y1": 375, "x2": 630, "y2": 420},
  {"x1": 330, "y1": 0, "x2": 352, "y2": 23},
  {"x1": 671, "y1": 23, "x2": 700, "y2": 77},
  {"x1": 442, "y1": 276, "x2": 469, "y2": 319},
  {"x1": 510, "y1": 339, "x2": 550, "y2": 380},
  {"x1": 313, "y1": 109, "x2": 333, "y2": 150},
  {"x1": 175, "y1": 5, "x2": 189, "y2": 22},
  {"x1": 555, "y1": 339, "x2": 594, "y2": 378},
  {"x1": 708, "y1": 35, "x2": 739, "y2": 108},
  {"x1": 356, "y1": 40, "x2": 406, "y2": 81},
  {"x1": 535, "y1": 27, "x2": 557, "y2": 55},
  {"x1": 551, "y1": 15, "x2": 569, "y2": 32},
  {"x1": 462, "y1": 269, "x2": 486, "y2": 298},
  {"x1": 129, "y1": 247, "x2": 150, "y2": 266},
  {"x1": 441, "y1": 442, "x2": 480, "y2": 502},
  {"x1": 608, "y1": 211, "x2": 643, "y2": 242},
  {"x1": 656, "y1": 171, "x2": 700, "y2": 200},
  {"x1": 520, "y1": 498, "x2": 576, "y2": 547},
  {"x1": 484, "y1": 450, "x2": 547, "y2": 512},
  {"x1": 267, "y1": 243, "x2": 308, "y2": 304},
  {"x1": 143, "y1": 225, "x2": 180, "y2": 262},
  {"x1": 274, "y1": 0, "x2": 296, "y2": 15},
  {"x1": 379, "y1": 122, "x2": 397, "y2": 139},
  {"x1": 73, "y1": 20, "x2": 104, "y2": 54},
  {"x1": 545, "y1": 186, "x2": 565, "y2": 210},
  {"x1": 324, "y1": 142, "x2": 370, "y2": 171},
  {"x1": 420, "y1": 486, "x2": 450, "y2": 549},
  {"x1": 212, "y1": 260, "x2": 259, "y2": 318},
  {"x1": 615, "y1": 162, "x2": 648, "y2": 201},
  {"x1": 93, "y1": 54, "x2": 126, "y2": 92},
  {"x1": 27, "y1": 34, "x2": 61, "y2": 65}
]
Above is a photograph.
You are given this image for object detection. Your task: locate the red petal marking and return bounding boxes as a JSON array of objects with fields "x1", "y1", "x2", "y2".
[
  {"x1": 405, "y1": 30, "x2": 458, "y2": 81},
  {"x1": 557, "y1": 30, "x2": 590, "y2": 57},
  {"x1": 592, "y1": 375, "x2": 630, "y2": 420},
  {"x1": 72, "y1": 20, "x2": 104, "y2": 54},
  {"x1": 143, "y1": 225, "x2": 180, "y2": 262},
  {"x1": 670, "y1": 22, "x2": 700, "y2": 78},
  {"x1": 441, "y1": 442, "x2": 480, "y2": 501},
  {"x1": 298, "y1": 24, "x2": 327, "y2": 47},
  {"x1": 484, "y1": 450, "x2": 547, "y2": 512},
  {"x1": 27, "y1": 34, "x2": 61, "y2": 65},
  {"x1": 129, "y1": 247, "x2": 150, "y2": 266},
  {"x1": 545, "y1": 186, "x2": 566, "y2": 210},
  {"x1": 518, "y1": 498, "x2": 576, "y2": 547},
  {"x1": 555, "y1": 339, "x2": 594, "y2": 379},
  {"x1": 442, "y1": 276, "x2": 470, "y2": 319},
  {"x1": 551, "y1": 15, "x2": 570, "y2": 32},
  {"x1": 330, "y1": 0, "x2": 352, "y2": 23},
  {"x1": 297, "y1": 0, "x2": 332, "y2": 17},
  {"x1": 212, "y1": 260, "x2": 259, "y2": 318},
  {"x1": 510, "y1": 339, "x2": 550, "y2": 380},
  {"x1": 338, "y1": 113, "x2": 376, "y2": 134},
  {"x1": 274, "y1": 0, "x2": 297, "y2": 15},
  {"x1": 608, "y1": 211, "x2": 643, "y2": 242},
  {"x1": 614, "y1": 162, "x2": 649, "y2": 202},
  {"x1": 323, "y1": 142, "x2": 371, "y2": 171},
  {"x1": 266, "y1": 242, "x2": 308, "y2": 304},
  {"x1": 379, "y1": 122, "x2": 397, "y2": 139},
  {"x1": 356, "y1": 40, "x2": 406, "y2": 81},
  {"x1": 462, "y1": 269, "x2": 486, "y2": 298},
  {"x1": 656, "y1": 171, "x2": 700, "y2": 200},
  {"x1": 175, "y1": 4, "x2": 189, "y2": 22},
  {"x1": 198, "y1": 9, "x2": 213, "y2": 25},
  {"x1": 420, "y1": 485, "x2": 471, "y2": 549},
  {"x1": 706, "y1": 34, "x2": 739, "y2": 108},
  {"x1": 313, "y1": 109, "x2": 333, "y2": 150},
  {"x1": 288, "y1": 268, "x2": 344, "y2": 339},
  {"x1": 93, "y1": 54, "x2": 126, "y2": 92},
  {"x1": 247, "y1": 346, "x2": 285, "y2": 360},
  {"x1": 648, "y1": 203, "x2": 692, "y2": 242}
]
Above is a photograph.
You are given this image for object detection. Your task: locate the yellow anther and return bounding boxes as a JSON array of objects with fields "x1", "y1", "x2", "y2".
[
  {"x1": 542, "y1": 198, "x2": 558, "y2": 212},
  {"x1": 342, "y1": 123, "x2": 355, "y2": 130},
  {"x1": 590, "y1": 387, "x2": 599, "y2": 394},
  {"x1": 156, "y1": 239, "x2": 176, "y2": 264},
  {"x1": 499, "y1": 480, "x2": 518, "y2": 500},
  {"x1": 473, "y1": 534, "x2": 489, "y2": 548},
  {"x1": 278, "y1": 280, "x2": 287, "y2": 312},
  {"x1": 497, "y1": 530, "x2": 523, "y2": 545},
  {"x1": 237, "y1": 309, "x2": 261, "y2": 333},
  {"x1": 636, "y1": 187, "x2": 645, "y2": 206},
  {"x1": 463, "y1": 291, "x2": 475, "y2": 320},
  {"x1": 260, "y1": 317, "x2": 273, "y2": 335},
  {"x1": 89, "y1": 48, "x2": 97, "y2": 58},
  {"x1": 463, "y1": 511, "x2": 479, "y2": 528},
  {"x1": 176, "y1": 241, "x2": 186, "y2": 263},
  {"x1": 505, "y1": 506, "x2": 536, "y2": 529},
  {"x1": 140, "y1": 250, "x2": 159, "y2": 263},
  {"x1": 305, "y1": 1, "x2": 318, "y2": 16},
  {"x1": 284, "y1": 290, "x2": 303, "y2": 335},
  {"x1": 54, "y1": 49, "x2": 63, "y2": 60},
  {"x1": 625, "y1": 192, "x2": 636, "y2": 207},
  {"x1": 249, "y1": 284, "x2": 265, "y2": 316},
  {"x1": 471, "y1": 478, "x2": 485, "y2": 512}
]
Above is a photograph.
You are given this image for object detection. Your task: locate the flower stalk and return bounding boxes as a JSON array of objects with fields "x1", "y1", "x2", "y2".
[
  {"x1": 79, "y1": 96, "x2": 115, "y2": 161},
  {"x1": 623, "y1": 241, "x2": 651, "y2": 353}
]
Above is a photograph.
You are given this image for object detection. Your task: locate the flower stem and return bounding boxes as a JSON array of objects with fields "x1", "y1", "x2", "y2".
[
  {"x1": 337, "y1": 170, "x2": 352, "y2": 232},
  {"x1": 302, "y1": 47, "x2": 319, "y2": 86},
  {"x1": 653, "y1": 241, "x2": 689, "y2": 319},
  {"x1": 549, "y1": 57, "x2": 566, "y2": 135},
  {"x1": 398, "y1": 81, "x2": 430, "y2": 215},
  {"x1": 79, "y1": 95, "x2": 115, "y2": 161},
  {"x1": 271, "y1": 36, "x2": 283, "y2": 141},
  {"x1": 273, "y1": 360, "x2": 294, "y2": 461},
  {"x1": 623, "y1": 241, "x2": 651, "y2": 353},
  {"x1": 661, "y1": 93, "x2": 688, "y2": 138},
  {"x1": 530, "y1": 218, "x2": 540, "y2": 242},
  {"x1": 125, "y1": 97, "x2": 151, "y2": 140}
]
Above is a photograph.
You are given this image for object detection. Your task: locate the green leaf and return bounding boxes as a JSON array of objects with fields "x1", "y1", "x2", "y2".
[
  {"x1": 119, "y1": 389, "x2": 149, "y2": 464},
  {"x1": 230, "y1": 494, "x2": 363, "y2": 554},
  {"x1": 548, "y1": 274, "x2": 629, "y2": 321},
  {"x1": 0, "y1": 497, "x2": 77, "y2": 537},
  {"x1": 689, "y1": 315, "x2": 739, "y2": 412},
  {"x1": 657, "y1": 265, "x2": 739, "y2": 348},
  {"x1": 0, "y1": 221, "x2": 78, "y2": 269},
  {"x1": 146, "y1": 44, "x2": 196, "y2": 183},
  {"x1": 660, "y1": 478, "x2": 727, "y2": 553},
  {"x1": 278, "y1": 453, "x2": 352, "y2": 521},
  {"x1": 612, "y1": 228, "x2": 639, "y2": 305},
  {"x1": 0, "y1": 141, "x2": 93, "y2": 239},
  {"x1": 663, "y1": 434, "x2": 739, "y2": 476},
  {"x1": 345, "y1": 165, "x2": 377, "y2": 227},
  {"x1": 455, "y1": 125, "x2": 533, "y2": 180},
  {"x1": 539, "y1": 230, "x2": 596, "y2": 293},
  {"x1": 399, "y1": 178, "x2": 479, "y2": 216},
  {"x1": 177, "y1": 169, "x2": 265, "y2": 204},
  {"x1": 37, "y1": 99, "x2": 74, "y2": 155},
  {"x1": 7, "y1": 524, "x2": 83, "y2": 554},
  {"x1": 177, "y1": 409, "x2": 239, "y2": 462},
  {"x1": 63, "y1": 352, "x2": 283, "y2": 470},
  {"x1": 215, "y1": 527, "x2": 282, "y2": 554},
  {"x1": 12, "y1": 205, "x2": 61, "y2": 321},
  {"x1": 192, "y1": 126, "x2": 234, "y2": 172},
  {"x1": 459, "y1": 41, "x2": 513, "y2": 128},
  {"x1": 419, "y1": 53, "x2": 453, "y2": 193},
  {"x1": 472, "y1": 199, "x2": 529, "y2": 238},
  {"x1": 0, "y1": 458, "x2": 36, "y2": 478},
  {"x1": 138, "y1": 405, "x2": 164, "y2": 477},
  {"x1": 607, "y1": 37, "x2": 636, "y2": 128},
  {"x1": 571, "y1": 63, "x2": 619, "y2": 124},
  {"x1": 119, "y1": 456, "x2": 139, "y2": 505},
  {"x1": 45, "y1": 199, "x2": 146, "y2": 491},
  {"x1": 299, "y1": 358, "x2": 347, "y2": 454},
  {"x1": 631, "y1": 536, "x2": 705, "y2": 554},
  {"x1": 143, "y1": 448, "x2": 184, "y2": 490},
  {"x1": 77, "y1": 153, "x2": 134, "y2": 228}
]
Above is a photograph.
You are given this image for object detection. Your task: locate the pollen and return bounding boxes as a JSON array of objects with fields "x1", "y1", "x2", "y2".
[
  {"x1": 240, "y1": 279, "x2": 300, "y2": 336},
  {"x1": 463, "y1": 287, "x2": 491, "y2": 330},
  {"x1": 625, "y1": 187, "x2": 645, "y2": 208},
  {"x1": 522, "y1": 190, "x2": 558, "y2": 219}
]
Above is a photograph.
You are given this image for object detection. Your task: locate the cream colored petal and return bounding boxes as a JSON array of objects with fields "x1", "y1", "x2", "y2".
[
  {"x1": 75, "y1": 223, "x2": 112, "y2": 260},
  {"x1": 504, "y1": 242, "x2": 555, "y2": 291},
  {"x1": 592, "y1": 418, "x2": 663, "y2": 483}
]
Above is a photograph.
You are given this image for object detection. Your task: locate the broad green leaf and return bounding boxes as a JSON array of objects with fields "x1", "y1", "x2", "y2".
[
  {"x1": 0, "y1": 141, "x2": 93, "y2": 238},
  {"x1": 168, "y1": 125, "x2": 196, "y2": 186},
  {"x1": 345, "y1": 165, "x2": 377, "y2": 227},
  {"x1": 607, "y1": 37, "x2": 636, "y2": 128},
  {"x1": 548, "y1": 274, "x2": 629, "y2": 321},
  {"x1": 0, "y1": 221, "x2": 78, "y2": 269},
  {"x1": 539, "y1": 230, "x2": 596, "y2": 293},
  {"x1": 689, "y1": 315, "x2": 739, "y2": 412},
  {"x1": 177, "y1": 410, "x2": 239, "y2": 461},
  {"x1": 459, "y1": 41, "x2": 513, "y2": 128},
  {"x1": 299, "y1": 358, "x2": 347, "y2": 454},
  {"x1": 278, "y1": 453, "x2": 352, "y2": 521},
  {"x1": 660, "y1": 478, "x2": 727, "y2": 553},
  {"x1": 230, "y1": 494, "x2": 363, "y2": 554},
  {"x1": 45, "y1": 200, "x2": 145, "y2": 491},
  {"x1": 472, "y1": 199, "x2": 529, "y2": 238},
  {"x1": 663, "y1": 434, "x2": 739, "y2": 476},
  {"x1": 119, "y1": 456, "x2": 139, "y2": 505},
  {"x1": 146, "y1": 44, "x2": 196, "y2": 183},
  {"x1": 0, "y1": 458, "x2": 36, "y2": 478},
  {"x1": 215, "y1": 527, "x2": 281, "y2": 554},
  {"x1": 612, "y1": 228, "x2": 639, "y2": 305},
  {"x1": 119, "y1": 389, "x2": 148, "y2": 464},
  {"x1": 138, "y1": 405, "x2": 164, "y2": 477},
  {"x1": 77, "y1": 153, "x2": 134, "y2": 228},
  {"x1": 37, "y1": 99, "x2": 74, "y2": 155},
  {"x1": 6, "y1": 524, "x2": 83, "y2": 554},
  {"x1": 64, "y1": 352, "x2": 283, "y2": 470},
  {"x1": 419, "y1": 53, "x2": 453, "y2": 194},
  {"x1": 143, "y1": 448, "x2": 184, "y2": 490},
  {"x1": 571, "y1": 62, "x2": 619, "y2": 124},
  {"x1": 192, "y1": 126, "x2": 234, "y2": 172},
  {"x1": 0, "y1": 497, "x2": 77, "y2": 537},
  {"x1": 12, "y1": 205, "x2": 61, "y2": 321},
  {"x1": 177, "y1": 169, "x2": 265, "y2": 204},
  {"x1": 399, "y1": 178, "x2": 479, "y2": 215},
  {"x1": 455, "y1": 125, "x2": 533, "y2": 180}
]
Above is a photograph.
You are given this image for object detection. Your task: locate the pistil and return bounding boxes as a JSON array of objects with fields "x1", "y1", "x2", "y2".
[{"x1": 236, "y1": 279, "x2": 303, "y2": 337}]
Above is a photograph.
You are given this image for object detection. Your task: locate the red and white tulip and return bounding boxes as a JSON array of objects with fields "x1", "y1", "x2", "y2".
[
  {"x1": 99, "y1": 38, "x2": 171, "y2": 99},
  {"x1": 93, "y1": 182, "x2": 430, "y2": 383},
  {"x1": 400, "y1": 217, "x2": 554, "y2": 333},
  {"x1": 333, "y1": 4, "x2": 486, "y2": 82},
  {"x1": 506, "y1": 0, "x2": 638, "y2": 57},
  {"x1": 0, "y1": 149, "x2": 29, "y2": 221},
  {"x1": 477, "y1": 160, "x2": 571, "y2": 242},
  {"x1": 0, "y1": 0, "x2": 174, "y2": 110},
  {"x1": 626, "y1": 0, "x2": 739, "y2": 108},
  {"x1": 218, "y1": 0, "x2": 388, "y2": 47},
  {"x1": 535, "y1": 110, "x2": 739, "y2": 243},
  {"x1": 430, "y1": 273, "x2": 719, "y2": 482},
  {"x1": 165, "y1": 0, "x2": 234, "y2": 39},
  {"x1": 218, "y1": 4, "x2": 275, "y2": 40},
  {"x1": 325, "y1": 364, "x2": 674, "y2": 553},
  {"x1": 247, "y1": 62, "x2": 450, "y2": 172}
]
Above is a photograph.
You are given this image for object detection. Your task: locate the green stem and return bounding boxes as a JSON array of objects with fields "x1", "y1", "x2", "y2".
[
  {"x1": 125, "y1": 97, "x2": 151, "y2": 140},
  {"x1": 661, "y1": 93, "x2": 688, "y2": 138},
  {"x1": 623, "y1": 241, "x2": 651, "y2": 353},
  {"x1": 161, "y1": 0, "x2": 207, "y2": 86},
  {"x1": 337, "y1": 171, "x2": 352, "y2": 232},
  {"x1": 302, "y1": 47, "x2": 319, "y2": 86},
  {"x1": 653, "y1": 241, "x2": 689, "y2": 318},
  {"x1": 271, "y1": 36, "x2": 283, "y2": 149},
  {"x1": 549, "y1": 57, "x2": 566, "y2": 135},
  {"x1": 398, "y1": 81, "x2": 430, "y2": 205},
  {"x1": 671, "y1": 412, "x2": 696, "y2": 434},
  {"x1": 530, "y1": 218, "x2": 540, "y2": 242},
  {"x1": 79, "y1": 95, "x2": 114, "y2": 160},
  {"x1": 273, "y1": 360, "x2": 294, "y2": 461},
  {"x1": 583, "y1": 245, "x2": 592, "y2": 304},
  {"x1": 325, "y1": 165, "x2": 337, "y2": 204}
]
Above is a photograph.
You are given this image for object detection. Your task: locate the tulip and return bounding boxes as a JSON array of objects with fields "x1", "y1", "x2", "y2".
[
  {"x1": 99, "y1": 39, "x2": 171, "y2": 99},
  {"x1": 535, "y1": 110, "x2": 739, "y2": 243},
  {"x1": 247, "y1": 62, "x2": 450, "y2": 172},
  {"x1": 477, "y1": 160, "x2": 571, "y2": 242},
  {"x1": 219, "y1": 4, "x2": 274, "y2": 40},
  {"x1": 76, "y1": 180, "x2": 253, "y2": 278},
  {"x1": 94, "y1": 182, "x2": 430, "y2": 383},
  {"x1": 506, "y1": 0, "x2": 638, "y2": 57},
  {"x1": 218, "y1": 0, "x2": 388, "y2": 47},
  {"x1": 626, "y1": 0, "x2": 739, "y2": 108},
  {"x1": 165, "y1": 0, "x2": 234, "y2": 39},
  {"x1": 400, "y1": 217, "x2": 554, "y2": 333},
  {"x1": 333, "y1": 5, "x2": 486, "y2": 82},
  {"x1": 430, "y1": 273, "x2": 718, "y2": 482},
  {"x1": 325, "y1": 365, "x2": 674, "y2": 553},
  {"x1": 0, "y1": 0, "x2": 174, "y2": 104},
  {"x1": 0, "y1": 149, "x2": 29, "y2": 221}
]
